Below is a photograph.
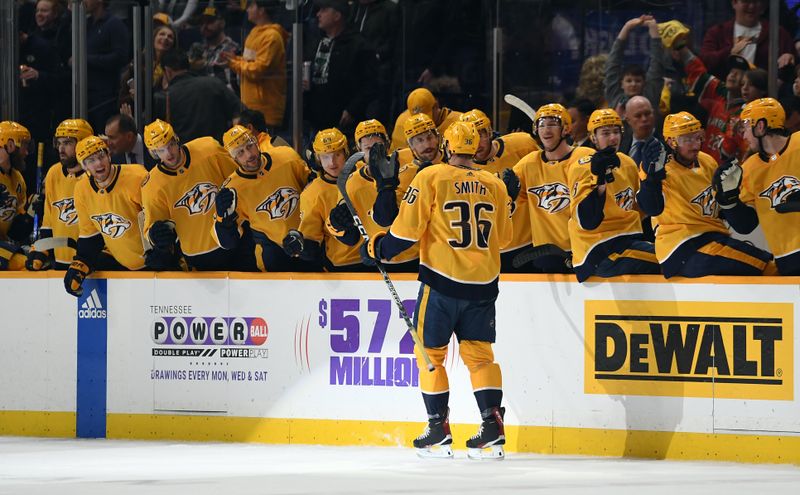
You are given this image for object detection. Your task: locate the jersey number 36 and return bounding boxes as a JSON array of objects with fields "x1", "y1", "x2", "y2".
[{"x1": 443, "y1": 201, "x2": 494, "y2": 249}]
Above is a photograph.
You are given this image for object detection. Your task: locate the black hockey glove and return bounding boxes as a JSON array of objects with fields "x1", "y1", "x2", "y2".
[
  {"x1": 25, "y1": 249, "x2": 51, "y2": 271},
  {"x1": 282, "y1": 229, "x2": 304, "y2": 257},
  {"x1": 359, "y1": 242, "x2": 376, "y2": 267},
  {"x1": 329, "y1": 201, "x2": 356, "y2": 232},
  {"x1": 501, "y1": 168, "x2": 520, "y2": 201},
  {"x1": 63, "y1": 259, "x2": 91, "y2": 297},
  {"x1": 149, "y1": 220, "x2": 177, "y2": 249},
  {"x1": 590, "y1": 147, "x2": 620, "y2": 185},
  {"x1": 640, "y1": 138, "x2": 667, "y2": 182},
  {"x1": 215, "y1": 187, "x2": 237, "y2": 223},
  {"x1": 368, "y1": 142, "x2": 400, "y2": 192}
]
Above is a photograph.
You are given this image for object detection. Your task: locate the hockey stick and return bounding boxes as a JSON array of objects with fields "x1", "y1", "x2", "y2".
[
  {"x1": 504, "y1": 94, "x2": 537, "y2": 123},
  {"x1": 32, "y1": 236, "x2": 74, "y2": 252},
  {"x1": 31, "y1": 142, "x2": 44, "y2": 242},
  {"x1": 337, "y1": 151, "x2": 435, "y2": 372},
  {"x1": 137, "y1": 210, "x2": 152, "y2": 252},
  {"x1": 512, "y1": 243, "x2": 572, "y2": 269}
]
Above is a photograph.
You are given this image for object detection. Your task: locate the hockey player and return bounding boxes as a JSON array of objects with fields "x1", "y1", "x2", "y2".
[
  {"x1": 459, "y1": 109, "x2": 539, "y2": 272},
  {"x1": 713, "y1": 98, "x2": 800, "y2": 275},
  {"x1": 389, "y1": 88, "x2": 462, "y2": 151},
  {"x1": 282, "y1": 128, "x2": 363, "y2": 271},
  {"x1": 506, "y1": 103, "x2": 594, "y2": 272},
  {"x1": 214, "y1": 125, "x2": 313, "y2": 271},
  {"x1": 402, "y1": 113, "x2": 444, "y2": 169},
  {"x1": 568, "y1": 109, "x2": 660, "y2": 282},
  {"x1": 328, "y1": 119, "x2": 420, "y2": 271},
  {"x1": 0, "y1": 121, "x2": 32, "y2": 271},
  {"x1": 367, "y1": 121, "x2": 512, "y2": 460},
  {"x1": 637, "y1": 111, "x2": 774, "y2": 277},
  {"x1": 26, "y1": 119, "x2": 94, "y2": 270},
  {"x1": 64, "y1": 136, "x2": 150, "y2": 297},
  {"x1": 142, "y1": 119, "x2": 240, "y2": 271}
]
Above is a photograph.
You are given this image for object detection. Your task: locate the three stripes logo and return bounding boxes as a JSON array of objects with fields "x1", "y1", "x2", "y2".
[{"x1": 78, "y1": 289, "x2": 107, "y2": 319}]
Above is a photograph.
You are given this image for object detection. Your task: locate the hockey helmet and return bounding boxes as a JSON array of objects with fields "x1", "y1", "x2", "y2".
[
  {"x1": 143, "y1": 119, "x2": 178, "y2": 150},
  {"x1": 407, "y1": 88, "x2": 436, "y2": 116},
  {"x1": 354, "y1": 119, "x2": 388, "y2": 144},
  {"x1": 54, "y1": 119, "x2": 94, "y2": 144},
  {"x1": 403, "y1": 113, "x2": 437, "y2": 140},
  {"x1": 460, "y1": 109, "x2": 492, "y2": 132},
  {"x1": 534, "y1": 103, "x2": 571, "y2": 133},
  {"x1": 587, "y1": 109, "x2": 623, "y2": 134},
  {"x1": 75, "y1": 136, "x2": 109, "y2": 165},
  {"x1": 741, "y1": 97, "x2": 785, "y2": 130},
  {"x1": 0, "y1": 121, "x2": 31, "y2": 148},
  {"x1": 443, "y1": 121, "x2": 479, "y2": 156},
  {"x1": 313, "y1": 128, "x2": 348, "y2": 155},
  {"x1": 663, "y1": 111, "x2": 703, "y2": 140},
  {"x1": 223, "y1": 125, "x2": 257, "y2": 157}
]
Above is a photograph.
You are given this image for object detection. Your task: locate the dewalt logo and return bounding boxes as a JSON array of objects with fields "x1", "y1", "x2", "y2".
[{"x1": 584, "y1": 300, "x2": 793, "y2": 400}]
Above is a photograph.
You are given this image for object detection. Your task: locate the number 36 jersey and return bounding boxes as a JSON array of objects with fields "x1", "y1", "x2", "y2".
[{"x1": 388, "y1": 164, "x2": 513, "y2": 300}]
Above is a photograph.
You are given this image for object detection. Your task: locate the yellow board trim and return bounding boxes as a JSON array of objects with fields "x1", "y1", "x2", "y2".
[
  {"x1": 104, "y1": 413, "x2": 800, "y2": 465},
  {"x1": 0, "y1": 411, "x2": 75, "y2": 437}
]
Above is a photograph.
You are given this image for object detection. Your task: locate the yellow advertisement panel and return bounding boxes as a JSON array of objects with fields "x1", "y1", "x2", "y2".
[{"x1": 584, "y1": 300, "x2": 793, "y2": 400}]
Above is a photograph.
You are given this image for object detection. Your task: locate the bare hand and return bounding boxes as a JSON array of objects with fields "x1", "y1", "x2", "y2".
[
  {"x1": 120, "y1": 103, "x2": 133, "y2": 118},
  {"x1": 778, "y1": 53, "x2": 795, "y2": 69},
  {"x1": 19, "y1": 66, "x2": 38, "y2": 81},
  {"x1": 339, "y1": 110, "x2": 353, "y2": 127},
  {"x1": 731, "y1": 36, "x2": 752, "y2": 56},
  {"x1": 619, "y1": 15, "x2": 650, "y2": 40},
  {"x1": 643, "y1": 17, "x2": 659, "y2": 38},
  {"x1": 417, "y1": 68, "x2": 433, "y2": 85}
]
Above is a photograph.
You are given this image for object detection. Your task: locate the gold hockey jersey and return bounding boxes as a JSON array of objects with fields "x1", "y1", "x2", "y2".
[
  {"x1": 41, "y1": 163, "x2": 84, "y2": 264},
  {"x1": 0, "y1": 167, "x2": 26, "y2": 241}
]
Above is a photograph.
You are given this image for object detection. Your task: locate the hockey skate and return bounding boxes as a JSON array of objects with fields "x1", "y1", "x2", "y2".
[
  {"x1": 466, "y1": 407, "x2": 505, "y2": 460},
  {"x1": 413, "y1": 409, "x2": 453, "y2": 459}
]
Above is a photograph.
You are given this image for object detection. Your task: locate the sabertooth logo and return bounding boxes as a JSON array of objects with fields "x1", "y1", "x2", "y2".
[
  {"x1": 691, "y1": 186, "x2": 718, "y2": 217},
  {"x1": 53, "y1": 198, "x2": 78, "y2": 225},
  {"x1": 759, "y1": 175, "x2": 800, "y2": 209},
  {"x1": 0, "y1": 184, "x2": 17, "y2": 222},
  {"x1": 174, "y1": 182, "x2": 218, "y2": 215},
  {"x1": 614, "y1": 187, "x2": 635, "y2": 211},
  {"x1": 90, "y1": 212, "x2": 132, "y2": 239},
  {"x1": 256, "y1": 187, "x2": 300, "y2": 220},
  {"x1": 528, "y1": 182, "x2": 571, "y2": 213}
]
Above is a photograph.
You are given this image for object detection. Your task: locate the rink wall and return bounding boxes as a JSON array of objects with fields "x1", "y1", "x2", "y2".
[{"x1": 1, "y1": 272, "x2": 799, "y2": 465}]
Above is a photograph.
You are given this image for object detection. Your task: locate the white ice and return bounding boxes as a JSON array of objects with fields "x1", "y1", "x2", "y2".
[{"x1": 0, "y1": 437, "x2": 798, "y2": 495}]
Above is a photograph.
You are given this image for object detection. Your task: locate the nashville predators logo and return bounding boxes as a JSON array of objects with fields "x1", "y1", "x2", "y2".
[
  {"x1": 758, "y1": 175, "x2": 800, "y2": 209},
  {"x1": 174, "y1": 182, "x2": 218, "y2": 215},
  {"x1": 256, "y1": 187, "x2": 300, "y2": 220},
  {"x1": 90, "y1": 212, "x2": 131, "y2": 239},
  {"x1": 0, "y1": 184, "x2": 17, "y2": 222},
  {"x1": 614, "y1": 187, "x2": 635, "y2": 211},
  {"x1": 53, "y1": 198, "x2": 78, "y2": 225},
  {"x1": 690, "y1": 186, "x2": 718, "y2": 217},
  {"x1": 528, "y1": 182, "x2": 571, "y2": 213}
]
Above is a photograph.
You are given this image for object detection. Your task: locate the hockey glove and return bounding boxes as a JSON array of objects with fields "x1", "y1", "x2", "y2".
[
  {"x1": 329, "y1": 201, "x2": 356, "y2": 232},
  {"x1": 145, "y1": 247, "x2": 180, "y2": 271},
  {"x1": 712, "y1": 158, "x2": 742, "y2": 208},
  {"x1": 282, "y1": 229, "x2": 304, "y2": 257},
  {"x1": 149, "y1": 220, "x2": 177, "y2": 249},
  {"x1": 359, "y1": 242, "x2": 376, "y2": 267},
  {"x1": 63, "y1": 259, "x2": 91, "y2": 297},
  {"x1": 367, "y1": 231, "x2": 386, "y2": 261},
  {"x1": 25, "y1": 248, "x2": 51, "y2": 271},
  {"x1": 501, "y1": 169, "x2": 520, "y2": 201},
  {"x1": 368, "y1": 142, "x2": 400, "y2": 192},
  {"x1": 640, "y1": 138, "x2": 667, "y2": 182},
  {"x1": 0, "y1": 241, "x2": 21, "y2": 271},
  {"x1": 214, "y1": 187, "x2": 237, "y2": 223},
  {"x1": 590, "y1": 147, "x2": 620, "y2": 185}
]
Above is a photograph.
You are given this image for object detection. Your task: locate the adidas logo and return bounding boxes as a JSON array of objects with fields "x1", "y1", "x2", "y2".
[{"x1": 78, "y1": 289, "x2": 107, "y2": 319}]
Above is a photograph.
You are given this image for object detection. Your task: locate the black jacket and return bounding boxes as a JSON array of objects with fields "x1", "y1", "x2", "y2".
[{"x1": 163, "y1": 72, "x2": 243, "y2": 143}]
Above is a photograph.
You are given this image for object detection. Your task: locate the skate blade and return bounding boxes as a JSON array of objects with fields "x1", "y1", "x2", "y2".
[
  {"x1": 467, "y1": 445, "x2": 505, "y2": 460},
  {"x1": 415, "y1": 445, "x2": 454, "y2": 459}
]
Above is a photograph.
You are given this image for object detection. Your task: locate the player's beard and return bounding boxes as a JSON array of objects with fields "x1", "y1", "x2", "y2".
[{"x1": 62, "y1": 155, "x2": 78, "y2": 170}]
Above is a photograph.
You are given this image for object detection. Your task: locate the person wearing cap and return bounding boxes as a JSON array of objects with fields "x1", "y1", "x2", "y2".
[
  {"x1": 714, "y1": 98, "x2": 800, "y2": 275},
  {"x1": 190, "y1": 5, "x2": 240, "y2": 93},
  {"x1": 63, "y1": 136, "x2": 153, "y2": 297},
  {"x1": 222, "y1": 1, "x2": 288, "y2": 129},
  {"x1": 213, "y1": 125, "x2": 314, "y2": 272},
  {"x1": 567, "y1": 108, "x2": 660, "y2": 282},
  {"x1": 389, "y1": 88, "x2": 462, "y2": 152},
  {"x1": 637, "y1": 111, "x2": 774, "y2": 277},
  {"x1": 303, "y1": 0, "x2": 377, "y2": 137}
]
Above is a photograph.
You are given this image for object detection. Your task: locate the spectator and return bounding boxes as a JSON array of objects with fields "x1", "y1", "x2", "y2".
[
  {"x1": 303, "y1": 0, "x2": 377, "y2": 137},
  {"x1": 160, "y1": 49, "x2": 243, "y2": 143},
  {"x1": 104, "y1": 114, "x2": 155, "y2": 170},
  {"x1": 84, "y1": 0, "x2": 130, "y2": 133},
  {"x1": 742, "y1": 68, "x2": 768, "y2": 102},
  {"x1": 620, "y1": 96, "x2": 660, "y2": 162},
  {"x1": 700, "y1": 0, "x2": 794, "y2": 79},
  {"x1": 223, "y1": 1, "x2": 289, "y2": 130},
  {"x1": 389, "y1": 88, "x2": 462, "y2": 151},
  {"x1": 567, "y1": 99, "x2": 596, "y2": 148},
  {"x1": 605, "y1": 15, "x2": 665, "y2": 117},
  {"x1": 189, "y1": 5, "x2": 240, "y2": 93},
  {"x1": 233, "y1": 109, "x2": 291, "y2": 149},
  {"x1": 575, "y1": 54, "x2": 608, "y2": 109},
  {"x1": 119, "y1": 24, "x2": 177, "y2": 114}
]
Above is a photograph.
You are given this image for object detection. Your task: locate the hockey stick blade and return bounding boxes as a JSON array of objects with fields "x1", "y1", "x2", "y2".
[
  {"x1": 337, "y1": 153, "x2": 436, "y2": 372},
  {"x1": 504, "y1": 94, "x2": 537, "y2": 123},
  {"x1": 32, "y1": 236, "x2": 72, "y2": 252},
  {"x1": 512, "y1": 244, "x2": 571, "y2": 269}
]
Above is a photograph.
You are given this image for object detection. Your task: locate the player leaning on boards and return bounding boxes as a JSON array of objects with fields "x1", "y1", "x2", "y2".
[
  {"x1": 637, "y1": 111, "x2": 775, "y2": 277},
  {"x1": 460, "y1": 109, "x2": 538, "y2": 272},
  {"x1": 282, "y1": 128, "x2": 363, "y2": 271},
  {"x1": 713, "y1": 98, "x2": 800, "y2": 275},
  {"x1": 567, "y1": 109, "x2": 660, "y2": 282},
  {"x1": 142, "y1": 119, "x2": 243, "y2": 271},
  {"x1": 26, "y1": 119, "x2": 93, "y2": 271},
  {"x1": 63, "y1": 136, "x2": 150, "y2": 297},
  {"x1": 0, "y1": 121, "x2": 33, "y2": 271},
  {"x1": 214, "y1": 125, "x2": 314, "y2": 272},
  {"x1": 366, "y1": 121, "x2": 512, "y2": 460}
]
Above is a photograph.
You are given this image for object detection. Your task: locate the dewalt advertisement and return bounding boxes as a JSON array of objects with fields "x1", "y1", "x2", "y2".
[{"x1": 585, "y1": 300, "x2": 793, "y2": 400}]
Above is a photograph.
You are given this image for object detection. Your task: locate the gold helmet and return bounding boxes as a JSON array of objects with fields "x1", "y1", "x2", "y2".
[
  {"x1": 143, "y1": 119, "x2": 177, "y2": 150},
  {"x1": 534, "y1": 103, "x2": 571, "y2": 133},
  {"x1": 403, "y1": 113, "x2": 436, "y2": 140},
  {"x1": 223, "y1": 125, "x2": 257, "y2": 157},
  {"x1": 407, "y1": 88, "x2": 436, "y2": 116},
  {"x1": 443, "y1": 121, "x2": 479, "y2": 156},
  {"x1": 460, "y1": 109, "x2": 492, "y2": 132},
  {"x1": 663, "y1": 111, "x2": 703, "y2": 140},
  {"x1": 354, "y1": 119, "x2": 388, "y2": 144},
  {"x1": 313, "y1": 128, "x2": 348, "y2": 154},
  {"x1": 741, "y1": 97, "x2": 785, "y2": 130},
  {"x1": 587, "y1": 109, "x2": 623, "y2": 133},
  {"x1": 75, "y1": 136, "x2": 109, "y2": 165},
  {"x1": 657, "y1": 20, "x2": 690, "y2": 49},
  {"x1": 54, "y1": 119, "x2": 94, "y2": 143},
  {"x1": 0, "y1": 121, "x2": 31, "y2": 148}
]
